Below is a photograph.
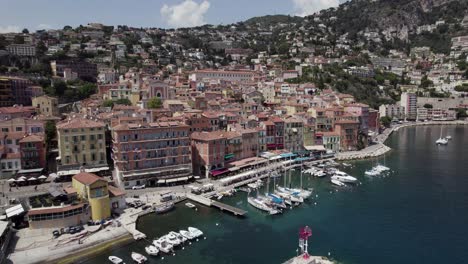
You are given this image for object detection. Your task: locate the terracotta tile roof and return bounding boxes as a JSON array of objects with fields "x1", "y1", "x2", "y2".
[
  {"x1": 5, "y1": 132, "x2": 26, "y2": 140},
  {"x1": 19, "y1": 134, "x2": 44, "y2": 143},
  {"x1": 108, "y1": 185, "x2": 126, "y2": 197},
  {"x1": 64, "y1": 186, "x2": 77, "y2": 194},
  {"x1": 0, "y1": 106, "x2": 36, "y2": 114},
  {"x1": 27, "y1": 203, "x2": 85, "y2": 216},
  {"x1": 57, "y1": 118, "x2": 105, "y2": 129},
  {"x1": 191, "y1": 131, "x2": 227, "y2": 141},
  {"x1": 73, "y1": 172, "x2": 105, "y2": 185}
]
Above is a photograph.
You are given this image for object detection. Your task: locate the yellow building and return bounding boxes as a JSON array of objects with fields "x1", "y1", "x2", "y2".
[
  {"x1": 72, "y1": 172, "x2": 111, "y2": 221},
  {"x1": 56, "y1": 117, "x2": 108, "y2": 174},
  {"x1": 32, "y1": 95, "x2": 59, "y2": 117}
]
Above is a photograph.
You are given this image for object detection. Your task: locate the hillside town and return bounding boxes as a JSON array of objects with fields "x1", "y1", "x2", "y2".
[{"x1": 0, "y1": 5, "x2": 468, "y2": 263}]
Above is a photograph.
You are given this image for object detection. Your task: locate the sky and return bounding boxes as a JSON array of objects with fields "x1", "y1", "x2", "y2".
[{"x1": 0, "y1": 0, "x2": 346, "y2": 33}]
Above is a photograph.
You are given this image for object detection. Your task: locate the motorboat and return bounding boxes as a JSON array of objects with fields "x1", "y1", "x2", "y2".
[
  {"x1": 131, "y1": 252, "x2": 147, "y2": 263},
  {"x1": 374, "y1": 164, "x2": 390, "y2": 172},
  {"x1": 153, "y1": 238, "x2": 173, "y2": 253},
  {"x1": 331, "y1": 175, "x2": 357, "y2": 183},
  {"x1": 185, "y1": 202, "x2": 196, "y2": 209},
  {"x1": 179, "y1": 229, "x2": 194, "y2": 240},
  {"x1": 365, "y1": 169, "x2": 380, "y2": 176},
  {"x1": 445, "y1": 135, "x2": 452, "y2": 140},
  {"x1": 145, "y1": 245, "x2": 159, "y2": 256},
  {"x1": 274, "y1": 190, "x2": 299, "y2": 205},
  {"x1": 331, "y1": 179, "x2": 346, "y2": 187},
  {"x1": 154, "y1": 202, "x2": 174, "y2": 214},
  {"x1": 313, "y1": 170, "x2": 327, "y2": 177},
  {"x1": 247, "y1": 197, "x2": 280, "y2": 215},
  {"x1": 170, "y1": 231, "x2": 187, "y2": 243},
  {"x1": 164, "y1": 232, "x2": 182, "y2": 246},
  {"x1": 108, "y1": 256, "x2": 123, "y2": 264},
  {"x1": 188, "y1": 227, "x2": 203, "y2": 238},
  {"x1": 436, "y1": 138, "x2": 448, "y2": 145}
]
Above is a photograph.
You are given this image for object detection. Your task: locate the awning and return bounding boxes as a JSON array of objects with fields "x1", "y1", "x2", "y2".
[
  {"x1": 157, "y1": 179, "x2": 166, "y2": 184},
  {"x1": 269, "y1": 155, "x2": 282, "y2": 161},
  {"x1": 17, "y1": 168, "x2": 43, "y2": 174},
  {"x1": 304, "y1": 145, "x2": 326, "y2": 151},
  {"x1": 165, "y1": 177, "x2": 189, "y2": 183},
  {"x1": 224, "y1": 153, "x2": 235, "y2": 160},
  {"x1": 295, "y1": 157, "x2": 312, "y2": 162},
  {"x1": 228, "y1": 167, "x2": 240, "y2": 172},
  {"x1": 280, "y1": 152, "x2": 297, "y2": 158},
  {"x1": 6, "y1": 204, "x2": 25, "y2": 218},
  {"x1": 210, "y1": 168, "x2": 229, "y2": 177}
]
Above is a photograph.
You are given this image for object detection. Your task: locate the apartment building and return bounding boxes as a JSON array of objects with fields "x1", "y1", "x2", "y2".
[{"x1": 112, "y1": 121, "x2": 192, "y2": 188}]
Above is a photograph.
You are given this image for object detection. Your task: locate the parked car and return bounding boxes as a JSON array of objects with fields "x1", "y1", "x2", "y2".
[
  {"x1": 132, "y1": 184, "x2": 145, "y2": 190},
  {"x1": 142, "y1": 204, "x2": 152, "y2": 210},
  {"x1": 52, "y1": 230, "x2": 60, "y2": 238}
]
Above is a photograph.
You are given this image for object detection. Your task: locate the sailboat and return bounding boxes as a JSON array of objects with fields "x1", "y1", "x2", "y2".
[{"x1": 436, "y1": 126, "x2": 448, "y2": 145}]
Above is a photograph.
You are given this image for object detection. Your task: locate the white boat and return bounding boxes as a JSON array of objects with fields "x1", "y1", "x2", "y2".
[
  {"x1": 331, "y1": 179, "x2": 346, "y2": 187},
  {"x1": 276, "y1": 186, "x2": 309, "y2": 200},
  {"x1": 145, "y1": 245, "x2": 159, "y2": 256},
  {"x1": 331, "y1": 175, "x2": 358, "y2": 183},
  {"x1": 169, "y1": 231, "x2": 187, "y2": 243},
  {"x1": 153, "y1": 238, "x2": 173, "y2": 253},
  {"x1": 247, "y1": 197, "x2": 280, "y2": 215},
  {"x1": 436, "y1": 126, "x2": 448, "y2": 145},
  {"x1": 188, "y1": 227, "x2": 203, "y2": 238},
  {"x1": 185, "y1": 202, "x2": 196, "y2": 208},
  {"x1": 108, "y1": 256, "x2": 123, "y2": 264},
  {"x1": 445, "y1": 135, "x2": 452, "y2": 140},
  {"x1": 274, "y1": 190, "x2": 302, "y2": 204},
  {"x1": 179, "y1": 230, "x2": 194, "y2": 240},
  {"x1": 131, "y1": 252, "x2": 147, "y2": 263},
  {"x1": 374, "y1": 164, "x2": 390, "y2": 172},
  {"x1": 365, "y1": 169, "x2": 380, "y2": 176},
  {"x1": 164, "y1": 232, "x2": 182, "y2": 246},
  {"x1": 263, "y1": 194, "x2": 287, "y2": 209},
  {"x1": 313, "y1": 170, "x2": 327, "y2": 177}
]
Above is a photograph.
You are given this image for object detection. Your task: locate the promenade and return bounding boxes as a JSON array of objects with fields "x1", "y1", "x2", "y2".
[{"x1": 336, "y1": 120, "x2": 468, "y2": 160}]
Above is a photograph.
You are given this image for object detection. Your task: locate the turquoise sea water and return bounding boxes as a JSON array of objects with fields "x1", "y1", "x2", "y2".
[{"x1": 83, "y1": 125, "x2": 468, "y2": 264}]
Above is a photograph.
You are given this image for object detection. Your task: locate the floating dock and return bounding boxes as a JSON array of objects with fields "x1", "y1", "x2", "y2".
[{"x1": 187, "y1": 194, "x2": 247, "y2": 217}]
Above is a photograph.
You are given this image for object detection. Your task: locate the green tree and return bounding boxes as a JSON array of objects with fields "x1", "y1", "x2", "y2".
[
  {"x1": 22, "y1": 28, "x2": 29, "y2": 34},
  {"x1": 77, "y1": 83, "x2": 96, "y2": 99},
  {"x1": 423, "y1": 104, "x2": 433, "y2": 109},
  {"x1": 419, "y1": 75, "x2": 433, "y2": 88},
  {"x1": 115, "y1": 98, "x2": 132, "y2": 106},
  {"x1": 147, "y1": 97, "x2": 162, "y2": 109},
  {"x1": 102, "y1": 99, "x2": 114, "y2": 108},
  {"x1": 380, "y1": 116, "x2": 392, "y2": 128},
  {"x1": 45, "y1": 121, "x2": 56, "y2": 147}
]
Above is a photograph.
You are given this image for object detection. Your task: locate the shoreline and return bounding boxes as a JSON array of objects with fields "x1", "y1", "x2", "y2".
[
  {"x1": 52, "y1": 233, "x2": 133, "y2": 264},
  {"x1": 336, "y1": 120, "x2": 468, "y2": 161}
]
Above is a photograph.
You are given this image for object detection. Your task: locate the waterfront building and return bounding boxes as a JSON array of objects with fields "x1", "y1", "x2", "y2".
[
  {"x1": 284, "y1": 117, "x2": 304, "y2": 153},
  {"x1": 32, "y1": 95, "x2": 59, "y2": 117},
  {"x1": 0, "y1": 77, "x2": 40, "y2": 106},
  {"x1": 400, "y1": 92, "x2": 417, "y2": 120},
  {"x1": 0, "y1": 78, "x2": 14, "y2": 107},
  {"x1": 379, "y1": 104, "x2": 405, "y2": 120},
  {"x1": 111, "y1": 121, "x2": 192, "y2": 188},
  {"x1": 56, "y1": 117, "x2": 108, "y2": 176},
  {"x1": 322, "y1": 131, "x2": 341, "y2": 152},
  {"x1": 335, "y1": 120, "x2": 360, "y2": 151},
  {"x1": 191, "y1": 131, "x2": 227, "y2": 178},
  {"x1": 72, "y1": 172, "x2": 111, "y2": 221}
]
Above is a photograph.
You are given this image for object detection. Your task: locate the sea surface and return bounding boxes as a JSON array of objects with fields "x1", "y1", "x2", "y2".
[{"x1": 83, "y1": 125, "x2": 468, "y2": 264}]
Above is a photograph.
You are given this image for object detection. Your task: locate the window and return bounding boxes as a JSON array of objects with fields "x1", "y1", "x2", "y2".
[
  {"x1": 90, "y1": 135, "x2": 95, "y2": 140},
  {"x1": 81, "y1": 135, "x2": 86, "y2": 141},
  {"x1": 65, "y1": 136, "x2": 68, "y2": 142},
  {"x1": 1, "y1": 128, "x2": 8, "y2": 132},
  {"x1": 16, "y1": 127, "x2": 23, "y2": 132},
  {"x1": 98, "y1": 134, "x2": 103, "y2": 140}
]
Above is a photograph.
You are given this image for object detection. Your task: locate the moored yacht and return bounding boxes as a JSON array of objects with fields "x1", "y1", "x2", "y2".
[
  {"x1": 331, "y1": 179, "x2": 346, "y2": 186},
  {"x1": 247, "y1": 197, "x2": 280, "y2": 215},
  {"x1": 153, "y1": 238, "x2": 173, "y2": 253},
  {"x1": 131, "y1": 252, "x2": 147, "y2": 263},
  {"x1": 331, "y1": 175, "x2": 357, "y2": 183},
  {"x1": 188, "y1": 227, "x2": 204, "y2": 238},
  {"x1": 179, "y1": 229, "x2": 194, "y2": 240},
  {"x1": 145, "y1": 245, "x2": 159, "y2": 256},
  {"x1": 108, "y1": 256, "x2": 124, "y2": 264}
]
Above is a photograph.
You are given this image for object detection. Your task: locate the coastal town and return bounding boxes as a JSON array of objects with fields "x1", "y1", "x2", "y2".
[{"x1": 0, "y1": 1, "x2": 468, "y2": 263}]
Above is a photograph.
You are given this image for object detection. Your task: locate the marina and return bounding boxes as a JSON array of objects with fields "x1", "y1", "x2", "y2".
[{"x1": 80, "y1": 125, "x2": 468, "y2": 264}]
